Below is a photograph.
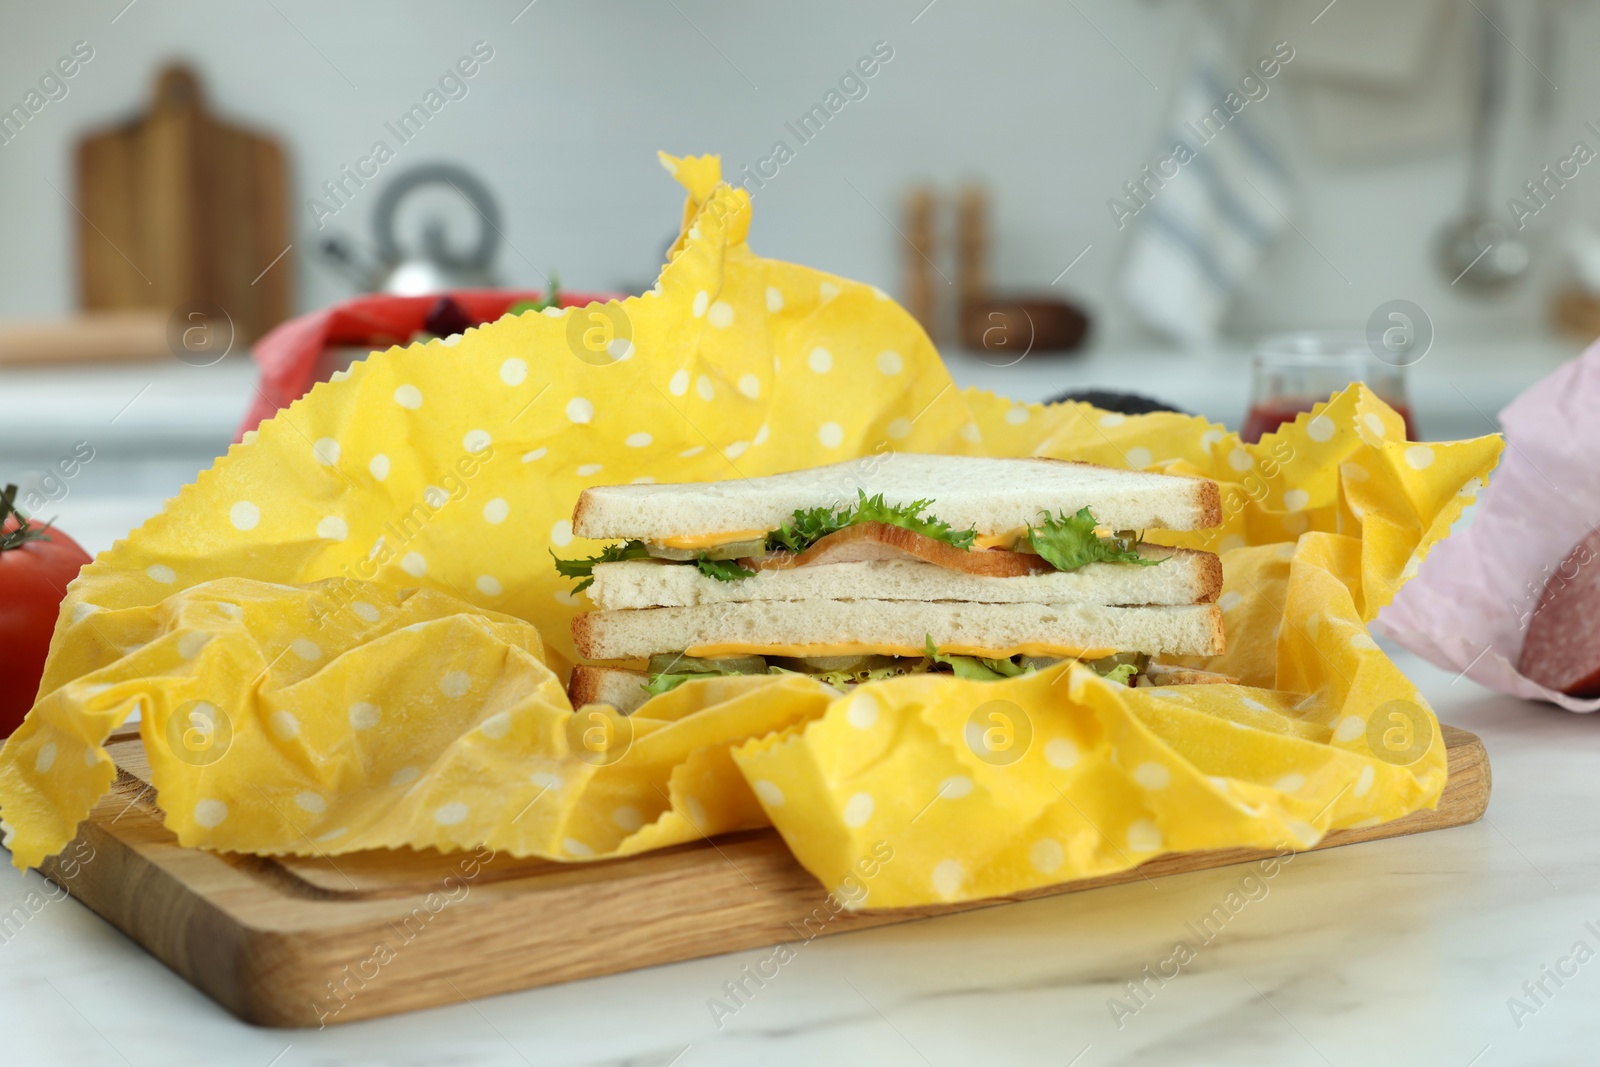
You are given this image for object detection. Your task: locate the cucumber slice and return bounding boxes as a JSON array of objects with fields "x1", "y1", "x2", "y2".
[
  {"x1": 1109, "y1": 530, "x2": 1142, "y2": 554},
  {"x1": 768, "y1": 654, "x2": 906, "y2": 674},
  {"x1": 645, "y1": 538, "x2": 768, "y2": 562},
  {"x1": 646, "y1": 653, "x2": 768, "y2": 676},
  {"x1": 701, "y1": 538, "x2": 767, "y2": 561},
  {"x1": 644, "y1": 544, "x2": 698, "y2": 561}
]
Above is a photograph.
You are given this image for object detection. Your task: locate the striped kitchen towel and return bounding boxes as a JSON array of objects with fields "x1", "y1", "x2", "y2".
[{"x1": 1116, "y1": 13, "x2": 1295, "y2": 343}]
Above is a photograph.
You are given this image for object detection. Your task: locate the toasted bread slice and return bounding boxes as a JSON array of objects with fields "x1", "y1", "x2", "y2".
[{"x1": 572, "y1": 455, "x2": 1222, "y2": 541}]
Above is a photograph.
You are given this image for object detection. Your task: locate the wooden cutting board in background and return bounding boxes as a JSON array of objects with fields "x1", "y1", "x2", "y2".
[{"x1": 76, "y1": 64, "x2": 290, "y2": 345}]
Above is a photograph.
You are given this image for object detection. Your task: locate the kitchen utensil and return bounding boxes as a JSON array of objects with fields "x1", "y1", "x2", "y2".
[
  {"x1": 1435, "y1": 0, "x2": 1530, "y2": 291},
  {"x1": 318, "y1": 163, "x2": 502, "y2": 295},
  {"x1": 956, "y1": 184, "x2": 987, "y2": 322},
  {"x1": 901, "y1": 185, "x2": 937, "y2": 337},
  {"x1": 75, "y1": 65, "x2": 291, "y2": 345},
  {"x1": 45, "y1": 726, "x2": 1487, "y2": 1027},
  {"x1": 1245, "y1": 333, "x2": 1416, "y2": 443}
]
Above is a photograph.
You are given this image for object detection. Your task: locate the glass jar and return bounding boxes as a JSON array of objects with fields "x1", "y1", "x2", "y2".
[{"x1": 1243, "y1": 332, "x2": 1417, "y2": 444}]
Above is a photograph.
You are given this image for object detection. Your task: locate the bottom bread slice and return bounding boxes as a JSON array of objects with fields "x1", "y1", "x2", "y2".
[
  {"x1": 571, "y1": 599, "x2": 1224, "y2": 661},
  {"x1": 569, "y1": 664, "x2": 658, "y2": 713}
]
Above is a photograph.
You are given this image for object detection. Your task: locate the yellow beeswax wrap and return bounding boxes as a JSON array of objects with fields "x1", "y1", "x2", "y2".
[{"x1": 0, "y1": 154, "x2": 1501, "y2": 910}]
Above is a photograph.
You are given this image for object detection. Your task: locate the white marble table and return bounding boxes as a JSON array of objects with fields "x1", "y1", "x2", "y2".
[{"x1": 0, "y1": 644, "x2": 1591, "y2": 1065}]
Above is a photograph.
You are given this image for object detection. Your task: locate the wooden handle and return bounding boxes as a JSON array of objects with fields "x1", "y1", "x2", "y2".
[
  {"x1": 153, "y1": 64, "x2": 203, "y2": 115},
  {"x1": 956, "y1": 184, "x2": 988, "y2": 314},
  {"x1": 903, "y1": 186, "x2": 937, "y2": 338}
]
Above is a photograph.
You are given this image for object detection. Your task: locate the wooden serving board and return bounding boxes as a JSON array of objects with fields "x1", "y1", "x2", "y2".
[{"x1": 40, "y1": 727, "x2": 1490, "y2": 1028}]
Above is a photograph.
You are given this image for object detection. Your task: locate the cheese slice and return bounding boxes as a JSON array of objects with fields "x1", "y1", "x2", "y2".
[
  {"x1": 684, "y1": 641, "x2": 1118, "y2": 660},
  {"x1": 651, "y1": 529, "x2": 769, "y2": 550},
  {"x1": 973, "y1": 528, "x2": 1027, "y2": 551}
]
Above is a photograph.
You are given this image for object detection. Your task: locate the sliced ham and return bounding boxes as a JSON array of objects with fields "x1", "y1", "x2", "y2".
[
  {"x1": 1520, "y1": 526, "x2": 1600, "y2": 696},
  {"x1": 744, "y1": 521, "x2": 1057, "y2": 578}
]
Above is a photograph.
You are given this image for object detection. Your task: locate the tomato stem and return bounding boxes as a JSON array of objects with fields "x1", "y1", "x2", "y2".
[{"x1": 0, "y1": 485, "x2": 54, "y2": 552}]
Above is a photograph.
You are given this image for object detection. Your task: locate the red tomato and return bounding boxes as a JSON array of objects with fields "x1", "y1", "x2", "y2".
[{"x1": 1, "y1": 486, "x2": 92, "y2": 735}]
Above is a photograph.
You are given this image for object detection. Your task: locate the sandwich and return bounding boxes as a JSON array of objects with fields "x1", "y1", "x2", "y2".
[{"x1": 555, "y1": 454, "x2": 1228, "y2": 713}]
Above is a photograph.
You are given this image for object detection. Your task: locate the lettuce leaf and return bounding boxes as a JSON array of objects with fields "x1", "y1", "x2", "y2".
[
  {"x1": 1101, "y1": 662, "x2": 1138, "y2": 686},
  {"x1": 694, "y1": 554, "x2": 756, "y2": 582},
  {"x1": 945, "y1": 658, "x2": 1011, "y2": 681},
  {"x1": 641, "y1": 672, "x2": 705, "y2": 696},
  {"x1": 552, "y1": 540, "x2": 652, "y2": 593},
  {"x1": 769, "y1": 490, "x2": 976, "y2": 554},
  {"x1": 924, "y1": 635, "x2": 1032, "y2": 681},
  {"x1": 508, "y1": 273, "x2": 561, "y2": 315},
  {"x1": 553, "y1": 541, "x2": 755, "y2": 592},
  {"x1": 923, "y1": 635, "x2": 1143, "y2": 685},
  {"x1": 978, "y1": 656, "x2": 1033, "y2": 677},
  {"x1": 642, "y1": 656, "x2": 763, "y2": 696},
  {"x1": 1025, "y1": 507, "x2": 1161, "y2": 573}
]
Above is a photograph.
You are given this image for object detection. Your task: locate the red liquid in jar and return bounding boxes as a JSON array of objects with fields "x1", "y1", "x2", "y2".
[{"x1": 1241, "y1": 399, "x2": 1417, "y2": 444}]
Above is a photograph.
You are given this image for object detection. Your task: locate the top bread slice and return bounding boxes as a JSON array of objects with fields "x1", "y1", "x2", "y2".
[{"x1": 572, "y1": 454, "x2": 1221, "y2": 540}]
